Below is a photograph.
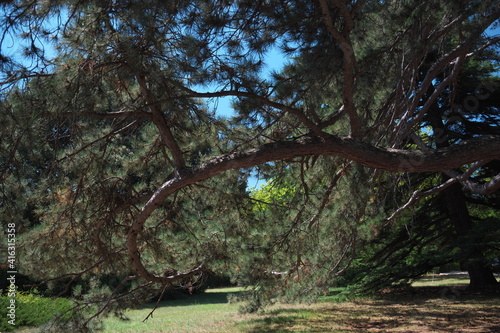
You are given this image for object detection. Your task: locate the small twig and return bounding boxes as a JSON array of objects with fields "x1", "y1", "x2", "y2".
[
  {"x1": 56, "y1": 119, "x2": 138, "y2": 163},
  {"x1": 307, "y1": 162, "x2": 352, "y2": 229},
  {"x1": 143, "y1": 283, "x2": 170, "y2": 322},
  {"x1": 385, "y1": 160, "x2": 487, "y2": 223},
  {"x1": 84, "y1": 275, "x2": 140, "y2": 325}
]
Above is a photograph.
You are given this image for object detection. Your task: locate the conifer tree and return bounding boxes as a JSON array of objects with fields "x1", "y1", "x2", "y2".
[
  {"x1": 349, "y1": 48, "x2": 500, "y2": 292},
  {"x1": 1, "y1": 0, "x2": 499, "y2": 323}
]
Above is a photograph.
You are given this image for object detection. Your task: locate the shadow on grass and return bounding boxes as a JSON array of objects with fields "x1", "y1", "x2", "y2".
[
  {"x1": 243, "y1": 287, "x2": 500, "y2": 333},
  {"x1": 245, "y1": 309, "x2": 318, "y2": 333},
  {"x1": 137, "y1": 290, "x2": 243, "y2": 310},
  {"x1": 246, "y1": 306, "x2": 500, "y2": 333}
]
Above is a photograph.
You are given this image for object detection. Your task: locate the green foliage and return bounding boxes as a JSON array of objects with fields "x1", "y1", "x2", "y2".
[
  {"x1": 249, "y1": 180, "x2": 297, "y2": 212},
  {"x1": 0, "y1": 290, "x2": 74, "y2": 332},
  {"x1": 0, "y1": 0, "x2": 499, "y2": 323},
  {"x1": 229, "y1": 161, "x2": 386, "y2": 310}
]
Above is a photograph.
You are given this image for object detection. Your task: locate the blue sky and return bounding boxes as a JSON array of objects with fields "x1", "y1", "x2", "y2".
[
  {"x1": 2, "y1": 12, "x2": 497, "y2": 189},
  {"x1": 200, "y1": 45, "x2": 288, "y2": 119}
]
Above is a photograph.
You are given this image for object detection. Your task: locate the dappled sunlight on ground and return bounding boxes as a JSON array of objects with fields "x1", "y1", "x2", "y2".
[{"x1": 245, "y1": 294, "x2": 500, "y2": 332}]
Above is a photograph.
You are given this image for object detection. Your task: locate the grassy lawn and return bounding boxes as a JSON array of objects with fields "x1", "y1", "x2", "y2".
[
  {"x1": 101, "y1": 274, "x2": 500, "y2": 333},
  {"x1": 412, "y1": 272, "x2": 474, "y2": 287},
  {"x1": 101, "y1": 288, "x2": 254, "y2": 333}
]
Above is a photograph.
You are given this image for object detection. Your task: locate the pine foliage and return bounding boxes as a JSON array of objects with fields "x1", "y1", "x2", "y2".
[{"x1": 0, "y1": 0, "x2": 499, "y2": 326}]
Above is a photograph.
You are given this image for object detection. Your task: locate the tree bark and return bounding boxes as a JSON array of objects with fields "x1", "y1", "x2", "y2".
[
  {"x1": 426, "y1": 106, "x2": 498, "y2": 290},
  {"x1": 443, "y1": 183, "x2": 499, "y2": 289},
  {"x1": 127, "y1": 133, "x2": 500, "y2": 284}
]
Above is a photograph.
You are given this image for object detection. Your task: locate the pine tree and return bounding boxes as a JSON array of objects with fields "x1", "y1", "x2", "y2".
[
  {"x1": 1, "y1": 0, "x2": 499, "y2": 323},
  {"x1": 350, "y1": 51, "x2": 500, "y2": 292}
]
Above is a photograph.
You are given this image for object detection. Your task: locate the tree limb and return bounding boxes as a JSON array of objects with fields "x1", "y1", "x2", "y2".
[
  {"x1": 127, "y1": 134, "x2": 500, "y2": 282},
  {"x1": 177, "y1": 87, "x2": 328, "y2": 139},
  {"x1": 45, "y1": 110, "x2": 152, "y2": 119},
  {"x1": 385, "y1": 160, "x2": 488, "y2": 223},
  {"x1": 319, "y1": 0, "x2": 360, "y2": 137},
  {"x1": 136, "y1": 73, "x2": 186, "y2": 170},
  {"x1": 443, "y1": 170, "x2": 500, "y2": 195},
  {"x1": 411, "y1": 132, "x2": 500, "y2": 195}
]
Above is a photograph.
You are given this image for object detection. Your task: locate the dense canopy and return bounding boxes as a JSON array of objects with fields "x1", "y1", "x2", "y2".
[{"x1": 1, "y1": 0, "x2": 499, "y2": 325}]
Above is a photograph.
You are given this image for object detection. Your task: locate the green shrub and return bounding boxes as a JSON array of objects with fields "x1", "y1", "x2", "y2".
[{"x1": 0, "y1": 290, "x2": 74, "y2": 331}]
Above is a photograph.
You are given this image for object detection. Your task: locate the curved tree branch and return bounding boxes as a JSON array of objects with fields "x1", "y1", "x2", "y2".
[
  {"x1": 127, "y1": 134, "x2": 500, "y2": 283},
  {"x1": 385, "y1": 160, "x2": 486, "y2": 223},
  {"x1": 443, "y1": 170, "x2": 500, "y2": 195}
]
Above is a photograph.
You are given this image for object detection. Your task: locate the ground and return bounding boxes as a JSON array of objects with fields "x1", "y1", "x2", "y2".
[
  {"x1": 13, "y1": 273, "x2": 500, "y2": 332},
  {"x1": 100, "y1": 273, "x2": 500, "y2": 333}
]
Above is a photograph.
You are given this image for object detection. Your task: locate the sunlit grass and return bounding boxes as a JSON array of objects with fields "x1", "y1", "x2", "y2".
[
  {"x1": 411, "y1": 273, "x2": 470, "y2": 287},
  {"x1": 14, "y1": 274, "x2": 498, "y2": 332},
  {"x1": 102, "y1": 288, "x2": 251, "y2": 333},
  {"x1": 101, "y1": 274, "x2": 500, "y2": 333}
]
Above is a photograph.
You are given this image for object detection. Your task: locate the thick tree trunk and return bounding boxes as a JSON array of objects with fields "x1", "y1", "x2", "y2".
[
  {"x1": 426, "y1": 105, "x2": 499, "y2": 290},
  {"x1": 443, "y1": 183, "x2": 499, "y2": 289},
  {"x1": 466, "y1": 261, "x2": 499, "y2": 289}
]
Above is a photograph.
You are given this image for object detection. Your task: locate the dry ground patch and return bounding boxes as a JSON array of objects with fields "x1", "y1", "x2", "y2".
[{"x1": 246, "y1": 289, "x2": 499, "y2": 332}]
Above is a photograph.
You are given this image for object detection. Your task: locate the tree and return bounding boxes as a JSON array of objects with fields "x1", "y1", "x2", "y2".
[
  {"x1": 1, "y1": 0, "x2": 499, "y2": 321},
  {"x1": 346, "y1": 36, "x2": 500, "y2": 292}
]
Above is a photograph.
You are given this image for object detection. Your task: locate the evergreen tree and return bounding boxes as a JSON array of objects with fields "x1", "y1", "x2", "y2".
[
  {"x1": 0, "y1": 0, "x2": 499, "y2": 323},
  {"x1": 350, "y1": 49, "x2": 500, "y2": 291}
]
